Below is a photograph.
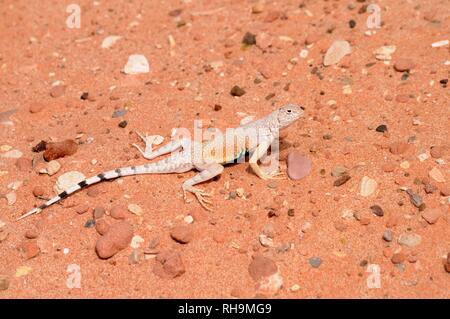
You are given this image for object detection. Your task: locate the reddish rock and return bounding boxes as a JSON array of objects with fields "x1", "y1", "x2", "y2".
[
  {"x1": 287, "y1": 152, "x2": 312, "y2": 180},
  {"x1": 445, "y1": 263, "x2": 450, "y2": 273},
  {"x1": 110, "y1": 206, "x2": 128, "y2": 220},
  {"x1": 153, "y1": 250, "x2": 186, "y2": 278},
  {"x1": 25, "y1": 225, "x2": 40, "y2": 239},
  {"x1": 50, "y1": 85, "x2": 66, "y2": 98},
  {"x1": 264, "y1": 11, "x2": 280, "y2": 23},
  {"x1": 439, "y1": 185, "x2": 450, "y2": 196},
  {"x1": 170, "y1": 225, "x2": 193, "y2": 244},
  {"x1": 43, "y1": 139, "x2": 78, "y2": 161},
  {"x1": 212, "y1": 232, "x2": 226, "y2": 243},
  {"x1": 394, "y1": 59, "x2": 414, "y2": 72},
  {"x1": 421, "y1": 208, "x2": 442, "y2": 224},
  {"x1": 382, "y1": 163, "x2": 395, "y2": 173},
  {"x1": 95, "y1": 219, "x2": 110, "y2": 235},
  {"x1": 95, "y1": 221, "x2": 133, "y2": 259},
  {"x1": 87, "y1": 188, "x2": 101, "y2": 198},
  {"x1": 391, "y1": 252, "x2": 406, "y2": 264},
  {"x1": 389, "y1": 142, "x2": 410, "y2": 155},
  {"x1": 395, "y1": 94, "x2": 409, "y2": 103},
  {"x1": 32, "y1": 186, "x2": 45, "y2": 197},
  {"x1": 93, "y1": 206, "x2": 105, "y2": 220},
  {"x1": 248, "y1": 255, "x2": 277, "y2": 281},
  {"x1": 334, "y1": 220, "x2": 347, "y2": 232},
  {"x1": 16, "y1": 158, "x2": 32, "y2": 172},
  {"x1": 305, "y1": 33, "x2": 319, "y2": 45},
  {"x1": 19, "y1": 241, "x2": 40, "y2": 260},
  {"x1": 430, "y1": 146, "x2": 446, "y2": 158},
  {"x1": 75, "y1": 204, "x2": 89, "y2": 215},
  {"x1": 29, "y1": 103, "x2": 45, "y2": 113}
]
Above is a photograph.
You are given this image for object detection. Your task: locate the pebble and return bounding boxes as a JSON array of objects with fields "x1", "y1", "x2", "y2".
[
  {"x1": 429, "y1": 167, "x2": 446, "y2": 182},
  {"x1": 309, "y1": 257, "x2": 322, "y2": 268},
  {"x1": 87, "y1": 188, "x2": 100, "y2": 197},
  {"x1": 50, "y1": 85, "x2": 66, "y2": 98},
  {"x1": 54, "y1": 171, "x2": 86, "y2": 194},
  {"x1": 370, "y1": 205, "x2": 384, "y2": 217},
  {"x1": 431, "y1": 39, "x2": 449, "y2": 48},
  {"x1": 84, "y1": 219, "x2": 95, "y2": 228},
  {"x1": 406, "y1": 189, "x2": 423, "y2": 208},
  {"x1": 305, "y1": 33, "x2": 319, "y2": 45},
  {"x1": 130, "y1": 235, "x2": 145, "y2": 249},
  {"x1": 398, "y1": 233, "x2": 422, "y2": 247},
  {"x1": 359, "y1": 176, "x2": 378, "y2": 197},
  {"x1": 0, "y1": 276, "x2": 9, "y2": 290},
  {"x1": 0, "y1": 149, "x2": 23, "y2": 159},
  {"x1": 286, "y1": 152, "x2": 312, "y2": 180},
  {"x1": 127, "y1": 203, "x2": 143, "y2": 216},
  {"x1": 16, "y1": 158, "x2": 32, "y2": 172},
  {"x1": 430, "y1": 146, "x2": 445, "y2": 158},
  {"x1": 6, "y1": 192, "x2": 16, "y2": 205},
  {"x1": 242, "y1": 32, "x2": 256, "y2": 45},
  {"x1": 101, "y1": 35, "x2": 122, "y2": 49},
  {"x1": 15, "y1": 266, "x2": 32, "y2": 277},
  {"x1": 32, "y1": 140, "x2": 47, "y2": 152},
  {"x1": 184, "y1": 215, "x2": 194, "y2": 224},
  {"x1": 375, "y1": 124, "x2": 388, "y2": 133},
  {"x1": 424, "y1": 183, "x2": 437, "y2": 194},
  {"x1": 46, "y1": 160, "x2": 61, "y2": 176},
  {"x1": 373, "y1": 45, "x2": 396, "y2": 60},
  {"x1": 251, "y1": 2, "x2": 264, "y2": 14},
  {"x1": 112, "y1": 109, "x2": 127, "y2": 118},
  {"x1": 259, "y1": 234, "x2": 274, "y2": 247},
  {"x1": 394, "y1": 59, "x2": 414, "y2": 72},
  {"x1": 25, "y1": 225, "x2": 40, "y2": 239},
  {"x1": 334, "y1": 174, "x2": 351, "y2": 186},
  {"x1": 421, "y1": 208, "x2": 442, "y2": 224},
  {"x1": 382, "y1": 163, "x2": 395, "y2": 173},
  {"x1": 43, "y1": 139, "x2": 78, "y2": 161},
  {"x1": 153, "y1": 250, "x2": 185, "y2": 278},
  {"x1": 95, "y1": 219, "x2": 110, "y2": 235},
  {"x1": 230, "y1": 85, "x2": 246, "y2": 97},
  {"x1": 264, "y1": 11, "x2": 281, "y2": 23},
  {"x1": 389, "y1": 142, "x2": 410, "y2": 155},
  {"x1": 123, "y1": 54, "x2": 150, "y2": 74},
  {"x1": 29, "y1": 103, "x2": 45, "y2": 114},
  {"x1": 170, "y1": 225, "x2": 193, "y2": 244},
  {"x1": 95, "y1": 221, "x2": 133, "y2": 259},
  {"x1": 75, "y1": 204, "x2": 89, "y2": 215},
  {"x1": 331, "y1": 166, "x2": 347, "y2": 177},
  {"x1": 248, "y1": 255, "x2": 278, "y2": 281},
  {"x1": 382, "y1": 229, "x2": 393, "y2": 242},
  {"x1": 323, "y1": 40, "x2": 351, "y2": 66},
  {"x1": 118, "y1": 120, "x2": 127, "y2": 128},
  {"x1": 110, "y1": 206, "x2": 127, "y2": 220},
  {"x1": 93, "y1": 206, "x2": 105, "y2": 220},
  {"x1": 19, "y1": 241, "x2": 40, "y2": 260},
  {"x1": 334, "y1": 220, "x2": 347, "y2": 232},
  {"x1": 440, "y1": 185, "x2": 450, "y2": 196},
  {"x1": 391, "y1": 253, "x2": 406, "y2": 264}
]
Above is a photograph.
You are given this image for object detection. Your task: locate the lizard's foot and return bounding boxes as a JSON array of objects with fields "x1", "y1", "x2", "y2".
[
  {"x1": 263, "y1": 170, "x2": 287, "y2": 180},
  {"x1": 133, "y1": 131, "x2": 164, "y2": 159},
  {"x1": 183, "y1": 186, "x2": 213, "y2": 211}
]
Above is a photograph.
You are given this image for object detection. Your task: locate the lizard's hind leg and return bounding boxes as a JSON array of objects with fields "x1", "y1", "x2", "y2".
[
  {"x1": 133, "y1": 131, "x2": 188, "y2": 160},
  {"x1": 182, "y1": 163, "x2": 224, "y2": 211}
]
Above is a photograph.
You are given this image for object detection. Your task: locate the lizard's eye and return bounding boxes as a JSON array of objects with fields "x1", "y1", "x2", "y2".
[{"x1": 287, "y1": 109, "x2": 292, "y2": 113}]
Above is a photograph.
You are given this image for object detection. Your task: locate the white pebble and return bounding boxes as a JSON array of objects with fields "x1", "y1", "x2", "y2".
[
  {"x1": 431, "y1": 40, "x2": 449, "y2": 48},
  {"x1": 101, "y1": 35, "x2": 122, "y2": 49},
  {"x1": 123, "y1": 54, "x2": 150, "y2": 74}
]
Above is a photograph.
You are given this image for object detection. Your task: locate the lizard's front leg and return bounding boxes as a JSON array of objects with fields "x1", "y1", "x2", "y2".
[
  {"x1": 249, "y1": 139, "x2": 286, "y2": 180},
  {"x1": 133, "y1": 132, "x2": 188, "y2": 160},
  {"x1": 182, "y1": 163, "x2": 224, "y2": 211}
]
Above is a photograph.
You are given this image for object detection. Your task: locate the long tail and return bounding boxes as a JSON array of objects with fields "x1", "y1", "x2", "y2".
[{"x1": 17, "y1": 160, "x2": 184, "y2": 221}]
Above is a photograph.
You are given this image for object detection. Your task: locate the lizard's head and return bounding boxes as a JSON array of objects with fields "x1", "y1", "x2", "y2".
[{"x1": 276, "y1": 104, "x2": 304, "y2": 128}]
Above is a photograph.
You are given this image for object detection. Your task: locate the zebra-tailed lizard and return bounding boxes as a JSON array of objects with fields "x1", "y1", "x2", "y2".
[{"x1": 18, "y1": 104, "x2": 304, "y2": 220}]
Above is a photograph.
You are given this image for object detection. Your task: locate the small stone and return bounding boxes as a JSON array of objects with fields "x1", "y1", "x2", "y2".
[
  {"x1": 170, "y1": 225, "x2": 193, "y2": 244},
  {"x1": 112, "y1": 109, "x2": 127, "y2": 118},
  {"x1": 359, "y1": 176, "x2": 378, "y2": 197},
  {"x1": 382, "y1": 163, "x2": 395, "y2": 173},
  {"x1": 375, "y1": 124, "x2": 388, "y2": 133},
  {"x1": 32, "y1": 140, "x2": 47, "y2": 152},
  {"x1": 323, "y1": 40, "x2": 352, "y2": 66},
  {"x1": 101, "y1": 35, "x2": 122, "y2": 49},
  {"x1": 242, "y1": 32, "x2": 257, "y2": 45},
  {"x1": 430, "y1": 146, "x2": 445, "y2": 158},
  {"x1": 334, "y1": 174, "x2": 351, "y2": 186},
  {"x1": 0, "y1": 276, "x2": 9, "y2": 290},
  {"x1": 118, "y1": 120, "x2": 128, "y2": 128},
  {"x1": 50, "y1": 85, "x2": 66, "y2": 98},
  {"x1": 84, "y1": 219, "x2": 95, "y2": 228},
  {"x1": 309, "y1": 257, "x2": 322, "y2": 268},
  {"x1": 373, "y1": 45, "x2": 396, "y2": 61},
  {"x1": 230, "y1": 85, "x2": 246, "y2": 97},
  {"x1": 110, "y1": 206, "x2": 127, "y2": 220},
  {"x1": 370, "y1": 205, "x2": 384, "y2": 217},
  {"x1": 252, "y1": 3, "x2": 264, "y2": 14},
  {"x1": 95, "y1": 219, "x2": 110, "y2": 235},
  {"x1": 87, "y1": 188, "x2": 100, "y2": 198},
  {"x1": 154, "y1": 250, "x2": 185, "y2": 278},
  {"x1": 19, "y1": 241, "x2": 40, "y2": 260},
  {"x1": 248, "y1": 255, "x2": 278, "y2": 281},
  {"x1": 43, "y1": 139, "x2": 78, "y2": 161},
  {"x1": 264, "y1": 10, "x2": 280, "y2": 23},
  {"x1": 398, "y1": 233, "x2": 422, "y2": 247},
  {"x1": 429, "y1": 167, "x2": 446, "y2": 183},
  {"x1": 95, "y1": 221, "x2": 133, "y2": 259},
  {"x1": 32, "y1": 186, "x2": 45, "y2": 198},
  {"x1": 75, "y1": 204, "x2": 89, "y2": 215},
  {"x1": 259, "y1": 234, "x2": 274, "y2": 247},
  {"x1": 421, "y1": 208, "x2": 442, "y2": 224},
  {"x1": 46, "y1": 160, "x2": 61, "y2": 176},
  {"x1": 391, "y1": 253, "x2": 406, "y2": 264},
  {"x1": 389, "y1": 142, "x2": 410, "y2": 155},
  {"x1": 6, "y1": 192, "x2": 16, "y2": 205},
  {"x1": 29, "y1": 103, "x2": 45, "y2": 113},
  {"x1": 123, "y1": 54, "x2": 150, "y2": 74},
  {"x1": 440, "y1": 185, "x2": 450, "y2": 196},
  {"x1": 382, "y1": 229, "x2": 393, "y2": 242},
  {"x1": 394, "y1": 59, "x2": 414, "y2": 72},
  {"x1": 184, "y1": 215, "x2": 194, "y2": 224},
  {"x1": 25, "y1": 225, "x2": 40, "y2": 239},
  {"x1": 93, "y1": 207, "x2": 105, "y2": 220},
  {"x1": 54, "y1": 171, "x2": 86, "y2": 194},
  {"x1": 334, "y1": 220, "x2": 347, "y2": 232},
  {"x1": 424, "y1": 183, "x2": 437, "y2": 194},
  {"x1": 0, "y1": 149, "x2": 23, "y2": 159},
  {"x1": 406, "y1": 189, "x2": 423, "y2": 208},
  {"x1": 127, "y1": 203, "x2": 143, "y2": 216},
  {"x1": 286, "y1": 152, "x2": 312, "y2": 180},
  {"x1": 130, "y1": 235, "x2": 145, "y2": 249},
  {"x1": 305, "y1": 33, "x2": 319, "y2": 45}
]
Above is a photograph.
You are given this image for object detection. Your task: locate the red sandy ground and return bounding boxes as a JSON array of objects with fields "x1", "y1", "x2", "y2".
[{"x1": 0, "y1": 0, "x2": 449, "y2": 298}]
